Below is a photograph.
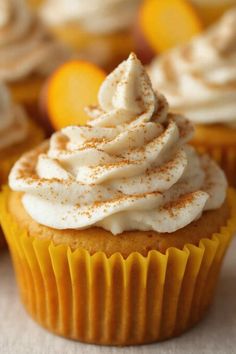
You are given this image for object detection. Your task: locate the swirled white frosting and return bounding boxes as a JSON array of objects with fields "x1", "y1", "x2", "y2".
[
  {"x1": 0, "y1": 83, "x2": 28, "y2": 150},
  {"x1": 0, "y1": 0, "x2": 68, "y2": 82},
  {"x1": 9, "y1": 54, "x2": 227, "y2": 234},
  {"x1": 40, "y1": 0, "x2": 141, "y2": 34},
  {"x1": 149, "y1": 8, "x2": 236, "y2": 125}
]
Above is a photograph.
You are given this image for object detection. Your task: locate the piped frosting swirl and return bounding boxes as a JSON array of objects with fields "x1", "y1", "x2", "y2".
[
  {"x1": 0, "y1": 83, "x2": 28, "y2": 150},
  {"x1": 9, "y1": 54, "x2": 227, "y2": 234},
  {"x1": 149, "y1": 8, "x2": 236, "y2": 125},
  {"x1": 0, "y1": 0, "x2": 68, "y2": 82}
]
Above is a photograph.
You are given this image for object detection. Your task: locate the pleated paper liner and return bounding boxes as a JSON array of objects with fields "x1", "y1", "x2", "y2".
[{"x1": 0, "y1": 187, "x2": 236, "y2": 346}]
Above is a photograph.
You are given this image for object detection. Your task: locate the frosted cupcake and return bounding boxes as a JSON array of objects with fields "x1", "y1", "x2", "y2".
[
  {"x1": 39, "y1": 0, "x2": 141, "y2": 71},
  {"x1": 0, "y1": 82, "x2": 43, "y2": 248},
  {"x1": 148, "y1": 8, "x2": 236, "y2": 185},
  {"x1": 0, "y1": 0, "x2": 69, "y2": 120},
  {"x1": 1, "y1": 54, "x2": 235, "y2": 345}
]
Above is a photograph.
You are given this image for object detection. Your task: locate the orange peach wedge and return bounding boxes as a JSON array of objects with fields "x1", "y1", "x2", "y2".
[
  {"x1": 140, "y1": 0, "x2": 203, "y2": 53},
  {"x1": 47, "y1": 61, "x2": 106, "y2": 130}
]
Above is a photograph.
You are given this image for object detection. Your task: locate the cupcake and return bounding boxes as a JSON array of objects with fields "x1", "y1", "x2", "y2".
[
  {"x1": 1, "y1": 54, "x2": 235, "y2": 345},
  {"x1": 0, "y1": 82, "x2": 44, "y2": 248},
  {"x1": 39, "y1": 0, "x2": 141, "y2": 71},
  {"x1": 0, "y1": 0, "x2": 69, "y2": 121},
  {"x1": 148, "y1": 8, "x2": 236, "y2": 186}
]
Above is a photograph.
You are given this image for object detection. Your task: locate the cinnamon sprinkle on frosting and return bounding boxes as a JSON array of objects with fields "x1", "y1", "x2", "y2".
[{"x1": 9, "y1": 53, "x2": 227, "y2": 235}]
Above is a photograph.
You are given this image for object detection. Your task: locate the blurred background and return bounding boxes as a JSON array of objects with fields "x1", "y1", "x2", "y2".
[{"x1": 25, "y1": 0, "x2": 236, "y2": 70}]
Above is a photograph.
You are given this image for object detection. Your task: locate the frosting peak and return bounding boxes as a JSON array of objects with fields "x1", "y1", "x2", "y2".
[
  {"x1": 87, "y1": 53, "x2": 158, "y2": 127},
  {"x1": 9, "y1": 54, "x2": 227, "y2": 234},
  {"x1": 100, "y1": 53, "x2": 154, "y2": 112},
  {"x1": 149, "y1": 7, "x2": 236, "y2": 125}
]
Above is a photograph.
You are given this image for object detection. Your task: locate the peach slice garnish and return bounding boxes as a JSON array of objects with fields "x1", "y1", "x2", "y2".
[
  {"x1": 47, "y1": 61, "x2": 106, "y2": 130},
  {"x1": 140, "y1": 0, "x2": 203, "y2": 53}
]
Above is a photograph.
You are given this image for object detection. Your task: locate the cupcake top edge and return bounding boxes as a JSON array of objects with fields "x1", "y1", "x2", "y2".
[
  {"x1": 148, "y1": 7, "x2": 236, "y2": 126},
  {"x1": 9, "y1": 53, "x2": 227, "y2": 235},
  {"x1": 0, "y1": 82, "x2": 29, "y2": 150},
  {"x1": 0, "y1": 0, "x2": 69, "y2": 82}
]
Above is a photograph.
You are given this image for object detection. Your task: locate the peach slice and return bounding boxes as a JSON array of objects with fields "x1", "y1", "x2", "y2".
[
  {"x1": 140, "y1": 0, "x2": 203, "y2": 53},
  {"x1": 47, "y1": 61, "x2": 106, "y2": 130}
]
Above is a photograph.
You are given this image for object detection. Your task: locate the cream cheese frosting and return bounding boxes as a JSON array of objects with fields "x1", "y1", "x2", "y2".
[
  {"x1": 0, "y1": 0, "x2": 68, "y2": 82},
  {"x1": 148, "y1": 8, "x2": 236, "y2": 125},
  {"x1": 0, "y1": 83, "x2": 28, "y2": 150},
  {"x1": 40, "y1": 0, "x2": 141, "y2": 34},
  {"x1": 9, "y1": 53, "x2": 227, "y2": 235}
]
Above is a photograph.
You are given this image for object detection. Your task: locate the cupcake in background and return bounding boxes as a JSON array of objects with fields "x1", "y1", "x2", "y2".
[
  {"x1": 0, "y1": 82, "x2": 44, "y2": 248},
  {"x1": 0, "y1": 0, "x2": 70, "y2": 125},
  {"x1": 148, "y1": 8, "x2": 236, "y2": 185},
  {"x1": 39, "y1": 0, "x2": 141, "y2": 71},
  {"x1": 1, "y1": 54, "x2": 236, "y2": 344}
]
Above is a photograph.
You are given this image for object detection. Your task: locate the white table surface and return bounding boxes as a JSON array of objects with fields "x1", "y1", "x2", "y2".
[{"x1": 0, "y1": 238, "x2": 236, "y2": 354}]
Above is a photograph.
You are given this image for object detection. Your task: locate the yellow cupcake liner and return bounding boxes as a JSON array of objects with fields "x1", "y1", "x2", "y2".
[
  {"x1": 194, "y1": 144, "x2": 236, "y2": 187},
  {"x1": 0, "y1": 187, "x2": 236, "y2": 345}
]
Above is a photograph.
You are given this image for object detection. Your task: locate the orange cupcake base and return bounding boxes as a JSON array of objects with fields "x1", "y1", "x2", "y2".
[{"x1": 0, "y1": 187, "x2": 235, "y2": 345}]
